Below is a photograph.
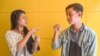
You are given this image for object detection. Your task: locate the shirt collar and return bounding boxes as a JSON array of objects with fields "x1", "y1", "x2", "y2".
[{"x1": 70, "y1": 23, "x2": 85, "y2": 33}]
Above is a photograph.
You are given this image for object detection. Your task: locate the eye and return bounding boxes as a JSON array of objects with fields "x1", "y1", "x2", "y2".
[
  {"x1": 68, "y1": 14, "x2": 73, "y2": 17},
  {"x1": 22, "y1": 16, "x2": 27, "y2": 19}
]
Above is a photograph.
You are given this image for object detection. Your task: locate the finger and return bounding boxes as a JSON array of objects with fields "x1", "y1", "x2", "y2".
[
  {"x1": 53, "y1": 24, "x2": 59, "y2": 28},
  {"x1": 32, "y1": 28, "x2": 39, "y2": 32},
  {"x1": 35, "y1": 35, "x2": 40, "y2": 41}
]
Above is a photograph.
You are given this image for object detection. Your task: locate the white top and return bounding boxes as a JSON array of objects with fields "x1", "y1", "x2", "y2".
[{"x1": 5, "y1": 30, "x2": 31, "y2": 56}]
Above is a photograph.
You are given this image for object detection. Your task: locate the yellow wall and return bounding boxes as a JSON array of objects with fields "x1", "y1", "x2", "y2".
[{"x1": 0, "y1": 0, "x2": 100, "y2": 56}]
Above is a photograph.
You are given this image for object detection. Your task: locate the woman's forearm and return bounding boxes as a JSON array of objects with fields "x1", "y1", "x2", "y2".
[
  {"x1": 33, "y1": 41, "x2": 38, "y2": 52},
  {"x1": 17, "y1": 32, "x2": 32, "y2": 51}
]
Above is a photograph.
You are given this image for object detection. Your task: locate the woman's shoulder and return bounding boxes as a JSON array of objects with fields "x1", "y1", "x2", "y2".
[
  {"x1": 5, "y1": 30, "x2": 17, "y2": 38},
  {"x1": 5, "y1": 30, "x2": 14, "y2": 35},
  {"x1": 5, "y1": 30, "x2": 23, "y2": 39}
]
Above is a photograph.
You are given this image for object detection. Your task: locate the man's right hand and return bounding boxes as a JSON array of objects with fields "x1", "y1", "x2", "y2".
[
  {"x1": 53, "y1": 24, "x2": 61, "y2": 33},
  {"x1": 53, "y1": 24, "x2": 61, "y2": 43}
]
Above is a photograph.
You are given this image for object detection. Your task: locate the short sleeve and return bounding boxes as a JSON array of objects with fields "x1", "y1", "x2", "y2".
[{"x1": 5, "y1": 31, "x2": 18, "y2": 56}]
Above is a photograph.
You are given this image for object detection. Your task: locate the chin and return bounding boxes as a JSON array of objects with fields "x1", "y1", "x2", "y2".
[
  {"x1": 22, "y1": 25, "x2": 26, "y2": 27},
  {"x1": 69, "y1": 22, "x2": 73, "y2": 25}
]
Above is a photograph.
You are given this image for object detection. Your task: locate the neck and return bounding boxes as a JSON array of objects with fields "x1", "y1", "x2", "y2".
[
  {"x1": 15, "y1": 25, "x2": 24, "y2": 34},
  {"x1": 72, "y1": 22, "x2": 82, "y2": 32}
]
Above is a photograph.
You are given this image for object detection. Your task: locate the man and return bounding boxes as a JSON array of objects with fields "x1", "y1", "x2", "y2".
[{"x1": 52, "y1": 3, "x2": 97, "y2": 56}]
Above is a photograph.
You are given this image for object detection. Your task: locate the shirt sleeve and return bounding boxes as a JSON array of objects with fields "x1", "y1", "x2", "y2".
[
  {"x1": 5, "y1": 31, "x2": 18, "y2": 56},
  {"x1": 52, "y1": 32, "x2": 64, "y2": 50},
  {"x1": 87, "y1": 32, "x2": 97, "y2": 56}
]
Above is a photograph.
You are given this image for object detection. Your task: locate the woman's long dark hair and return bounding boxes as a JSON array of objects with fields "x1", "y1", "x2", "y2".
[{"x1": 11, "y1": 10, "x2": 40, "y2": 54}]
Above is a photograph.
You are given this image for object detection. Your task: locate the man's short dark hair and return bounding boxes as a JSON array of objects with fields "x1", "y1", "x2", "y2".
[{"x1": 66, "y1": 3, "x2": 83, "y2": 13}]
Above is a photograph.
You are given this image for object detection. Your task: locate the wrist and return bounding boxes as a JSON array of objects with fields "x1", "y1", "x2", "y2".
[
  {"x1": 54, "y1": 31, "x2": 59, "y2": 35},
  {"x1": 27, "y1": 32, "x2": 33, "y2": 36}
]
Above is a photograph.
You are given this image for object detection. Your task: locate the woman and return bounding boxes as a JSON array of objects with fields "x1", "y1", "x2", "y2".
[{"x1": 5, "y1": 10, "x2": 40, "y2": 56}]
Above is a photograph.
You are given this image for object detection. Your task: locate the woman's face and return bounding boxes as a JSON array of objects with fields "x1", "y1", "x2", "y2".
[{"x1": 17, "y1": 13, "x2": 27, "y2": 27}]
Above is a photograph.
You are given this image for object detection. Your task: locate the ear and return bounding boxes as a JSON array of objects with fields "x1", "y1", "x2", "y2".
[{"x1": 78, "y1": 11, "x2": 82, "y2": 17}]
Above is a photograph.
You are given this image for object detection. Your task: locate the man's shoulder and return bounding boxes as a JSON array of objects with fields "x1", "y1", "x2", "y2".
[
  {"x1": 61, "y1": 28, "x2": 68, "y2": 34},
  {"x1": 84, "y1": 25, "x2": 96, "y2": 36}
]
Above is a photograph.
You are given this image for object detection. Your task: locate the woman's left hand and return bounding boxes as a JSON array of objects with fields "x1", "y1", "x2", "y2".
[{"x1": 34, "y1": 35, "x2": 40, "y2": 43}]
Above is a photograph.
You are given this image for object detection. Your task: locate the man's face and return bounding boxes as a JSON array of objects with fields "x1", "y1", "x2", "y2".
[{"x1": 66, "y1": 7, "x2": 81, "y2": 25}]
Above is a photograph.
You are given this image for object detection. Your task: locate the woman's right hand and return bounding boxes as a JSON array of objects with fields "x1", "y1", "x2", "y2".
[{"x1": 29, "y1": 28, "x2": 39, "y2": 35}]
